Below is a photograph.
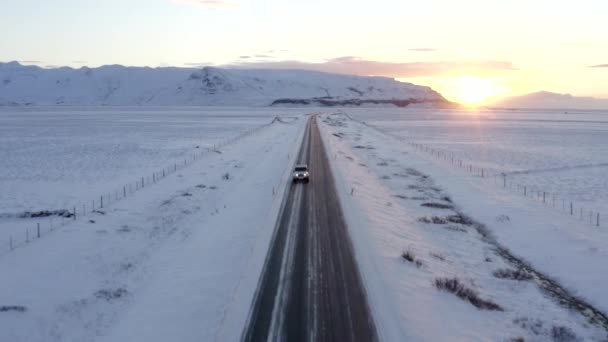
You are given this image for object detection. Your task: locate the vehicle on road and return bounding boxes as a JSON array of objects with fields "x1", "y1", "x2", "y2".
[{"x1": 293, "y1": 164, "x2": 310, "y2": 183}]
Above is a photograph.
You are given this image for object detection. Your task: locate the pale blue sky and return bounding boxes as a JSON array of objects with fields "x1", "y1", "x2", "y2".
[{"x1": 1, "y1": 0, "x2": 607, "y2": 102}]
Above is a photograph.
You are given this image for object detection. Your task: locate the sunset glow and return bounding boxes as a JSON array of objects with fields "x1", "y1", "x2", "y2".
[
  {"x1": 446, "y1": 76, "x2": 505, "y2": 106},
  {"x1": 1, "y1": 0, "x2": 607, "y2": 103}
]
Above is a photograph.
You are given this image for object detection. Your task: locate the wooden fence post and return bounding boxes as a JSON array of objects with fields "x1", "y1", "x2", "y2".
[{"x1": 37, "y1": 223, "x2": 40, "y2": 238}]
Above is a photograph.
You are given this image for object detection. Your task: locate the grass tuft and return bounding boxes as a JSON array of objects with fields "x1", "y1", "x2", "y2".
[
  {"x1": 493, "y1": 268, "x2": 533, "y2": 281},
  {"x1": 401, "y1": 250, "x2": 423, "y2": 268},
  {"x1": 434, "y1": 277, "x2": 503, "y2": 311}
]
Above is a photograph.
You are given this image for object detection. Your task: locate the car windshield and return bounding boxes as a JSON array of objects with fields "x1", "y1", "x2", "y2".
[{"x1": 295, "y1": 166, "x2": 307, "y2": 171}]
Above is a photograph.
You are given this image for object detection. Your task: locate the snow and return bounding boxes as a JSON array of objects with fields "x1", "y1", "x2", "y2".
[
  {"x1": 2, "y1": 104, "x2": 607, "y2": 341},
  {"x1": 0, "y1": 106, "x2": 305, "y2": 253},
  {"x1": 346, "y1": 107, "x2": 608, "y2": 218},
  {"x1": 0, "y1": 108, "x2": 307, "y2": 342},
  {"x1": 318, "y1": 111, "x2": 608, "y2": 341},
  {"x1": 0, "y1": 62, "x2": 444, "y2": 106}
]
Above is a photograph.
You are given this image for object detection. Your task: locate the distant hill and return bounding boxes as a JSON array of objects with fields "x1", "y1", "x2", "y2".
[
  {"x1": 490, "y1": 91, "x2": 608, "y2": 110},
  {"x1": 0, "y1": 62, "x2": 451, "y2": 107}
]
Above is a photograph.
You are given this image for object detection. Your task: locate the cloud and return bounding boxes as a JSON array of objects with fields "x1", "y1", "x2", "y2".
[
  {"x1": 72, "y1": 60, "x2": 87, "y2": 64},
  {"x1": 225, "y1": 56, "x2": 516, "y2": 78},
  {"x1": 589, "y1": 64, "x2": 608, "y2": 68},
  {"x1": 170, "y1": 0, "x2": 238, "y2": 7},
  {"x1": 409, "y1": 48, "x2": 436, "y2": 52}
]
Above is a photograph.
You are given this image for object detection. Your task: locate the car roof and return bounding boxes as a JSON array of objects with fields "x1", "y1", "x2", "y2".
[{"x1": 295, "y1": 164, "x2": 308, "y2": 168}]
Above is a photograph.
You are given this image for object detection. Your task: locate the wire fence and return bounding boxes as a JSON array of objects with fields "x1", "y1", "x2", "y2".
[
  {"x1": 2, "y1": 117, "x2": 282, "y2": 256},
  {"x1": 343, "y1": 113, "x2": 604, "y2": 229}
]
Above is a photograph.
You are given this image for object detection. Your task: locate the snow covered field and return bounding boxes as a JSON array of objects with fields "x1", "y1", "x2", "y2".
[
  {"x1": 319, "y1": 112, "x2": 608, "y2": 341},
  {"x1": 0, "y1": 107, "x2": 306, "y2": 252},
  {"x1": 0, "y1": 107, "x2": 307, "y2": 341},
  {"x1": 347, "y1": 108, "x2": 608, "y2": 217}
]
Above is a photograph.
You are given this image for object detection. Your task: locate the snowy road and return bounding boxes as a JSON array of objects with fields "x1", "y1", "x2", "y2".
[{"x1": 243, "y1": 116, "x2": 377, "y2": 341}]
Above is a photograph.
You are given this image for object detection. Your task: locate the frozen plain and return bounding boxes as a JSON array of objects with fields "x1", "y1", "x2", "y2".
[
  {"x1": 0, "y1": 107, "x2": 307, "y2": 252},
  {"x1": 0, "y1": 106, "x2": 308, "y2": 341},
  {"x1": 319, "y1": 110, "x2": 608, "y2": 341},
  {"x1": 1, "y1": 106, "x2": 608, "y2": 341},
  {"x1": 347, "y1": 108, "x2": 608, "y2": 218}
]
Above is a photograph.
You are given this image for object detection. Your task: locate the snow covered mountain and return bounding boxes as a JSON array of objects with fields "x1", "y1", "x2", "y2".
[
  {"x1": 0, "y1": 62, "x2": 449, "y2": 107},
  {"x1": 490, "y1": 91, "x2": 608, "y2": 110}
]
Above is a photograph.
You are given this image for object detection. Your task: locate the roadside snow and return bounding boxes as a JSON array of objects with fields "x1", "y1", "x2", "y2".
[
  {"x1": 0, "y1": 114, "x2": 306, "y2": 342},
  {"x1": 0, "y1": 107, "x2": 301, "y2": 255},
  {"x1": 319, "y1": 112, "x2": 607, "y2": 341}
]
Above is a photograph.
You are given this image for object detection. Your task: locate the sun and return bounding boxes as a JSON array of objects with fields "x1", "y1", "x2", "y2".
[{"x1": 448, "y1": 75, "x2": 501, "y2": 106}]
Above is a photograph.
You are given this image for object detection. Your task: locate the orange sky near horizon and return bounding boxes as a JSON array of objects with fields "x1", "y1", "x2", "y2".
[{"x1": 2, "y1": 0, "x2": 607, "y2": 105}]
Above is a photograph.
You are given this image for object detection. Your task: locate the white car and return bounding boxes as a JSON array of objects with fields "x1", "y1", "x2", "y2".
[{"x1": 293, "y1": 164, "x2": 310, "y2": 183}]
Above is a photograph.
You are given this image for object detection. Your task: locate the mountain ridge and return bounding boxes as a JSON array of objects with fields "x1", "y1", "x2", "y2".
[
  {"x1": 0, "y1": 62, "x2": 451, "y2": 107},
  {"x1": 489, "y1": 91, "x2": 608, "y2": 110}
]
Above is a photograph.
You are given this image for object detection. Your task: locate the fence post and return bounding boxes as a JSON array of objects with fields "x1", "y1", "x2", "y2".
[
  {"x1": 37, "y1": 223, "x2": 40, "y2": 238},
  {"x1": 124, "y1": 186, "x2": 126, "y2": 198},
  {"x1": 73, "y1": 206, "x2": 76, "y2": 220},
  {"x1": 524, "y1": 186, "x2": 527, "y2": 196},
  {"x1": 598, "y1": 213, "x2": 601, "y2": 227},
  {"x1": 100, "y1": 196, "x2": 103, "y2": 209},
  {"x1": 142, "y1": 177, "x2": 144, "y2": 188},
  {"x1": 570, "y1": 202, "x2": 573, "y2": 215},
  {"x1": 503, "y1": 175, "x2": 506, "y2": 188},
  {"x1": 543, "y1": 192, "x2": 546, "y2": 203},
  {"x1": 26, "y1": 229, "x2": 29, "y2": 243}
]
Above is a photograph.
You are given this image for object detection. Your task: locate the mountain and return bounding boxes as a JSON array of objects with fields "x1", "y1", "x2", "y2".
[
  {"x1": 0, "y1": 62, "x2": 450, "y2": 107},
  {"x1": 490, "y1": 91, "x2": 608, "y2": 110}
]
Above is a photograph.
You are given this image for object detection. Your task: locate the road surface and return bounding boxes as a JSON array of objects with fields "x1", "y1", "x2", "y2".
[{"x1": 243, "y1": 116, "x2": 377, "y2": 341}]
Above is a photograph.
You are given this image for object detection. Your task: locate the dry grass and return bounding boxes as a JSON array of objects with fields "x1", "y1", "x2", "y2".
[{"x1": 434, "y1": 277, "x2": 503, "y2": 311}]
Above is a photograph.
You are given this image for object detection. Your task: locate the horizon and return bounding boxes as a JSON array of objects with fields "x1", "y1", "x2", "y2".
[
  {"x1": 4, "y1": 60, "x2": 608, "y2": 106},
  {"x1": 2, "y1": 0, "x2": 607, "y2": 105}
]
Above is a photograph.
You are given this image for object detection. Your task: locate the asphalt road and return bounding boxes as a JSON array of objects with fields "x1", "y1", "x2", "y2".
[{"x1": 243, "y1": 116, "x2": 377, "y2": 342}]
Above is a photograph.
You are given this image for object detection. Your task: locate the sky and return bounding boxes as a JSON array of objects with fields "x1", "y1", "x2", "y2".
[{"x1": 1, "y1": 0, "x2": 607, "y2": 105}]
